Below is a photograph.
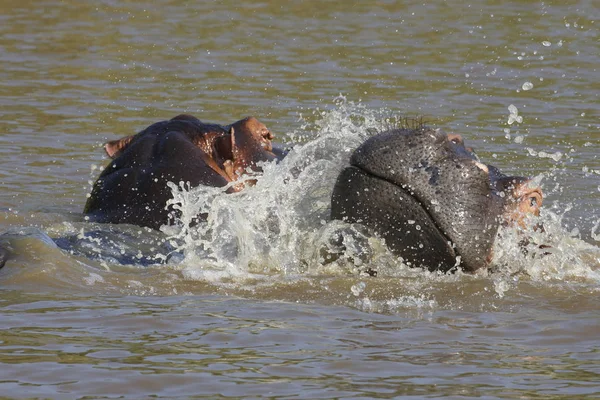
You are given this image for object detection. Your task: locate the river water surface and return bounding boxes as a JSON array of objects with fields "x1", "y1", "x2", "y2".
[{"x1": 0, "y1": 0, "x2": 599, "y2": 398}]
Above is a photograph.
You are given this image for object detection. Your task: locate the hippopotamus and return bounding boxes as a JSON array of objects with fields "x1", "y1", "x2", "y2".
[
  {"x1": 330, "y1": 126, "x2": 543, "y2": 273},
  {"x1": 85, "y1": 115, "x2": 542, "y2": 273},
  {"x1": 84, "y1": 114, "x2": 285, "y2": 230}
]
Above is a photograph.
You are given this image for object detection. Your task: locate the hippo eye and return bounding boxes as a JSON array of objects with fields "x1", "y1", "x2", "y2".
[{"x1": 530, "y1": 197, "x2": 538, "y2": 207}]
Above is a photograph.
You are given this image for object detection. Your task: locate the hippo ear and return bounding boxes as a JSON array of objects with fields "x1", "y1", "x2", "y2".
[{"x1": 104, "y1": 135, "x2": 134, "y2": 159}]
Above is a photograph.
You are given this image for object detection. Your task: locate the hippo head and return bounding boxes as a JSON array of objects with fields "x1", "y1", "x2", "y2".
[
  {"x1": 330, "y1": 126, "x2": 543, "y2": 273},
  {"x1": 84, "y1": 114, "x2": 281, "y2": 229}
]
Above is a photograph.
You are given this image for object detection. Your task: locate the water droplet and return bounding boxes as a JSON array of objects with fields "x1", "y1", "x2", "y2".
[
  {"x1": 351, "y1": 281, "x2": 366, "y2": 296},
  {"x1": 570, "y1": 227, "x2": 580, "y2": 237},
  {"x1": 514, "y1": 135, "x2": 524, "y2": 144},
  {"x1": 522, "y1": 82, "x2": 534, "y2": 91}
]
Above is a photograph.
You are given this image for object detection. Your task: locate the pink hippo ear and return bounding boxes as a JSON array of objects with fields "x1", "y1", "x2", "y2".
[{"x1": 104, "y1": 135, "x2": 135, "y2": 159}]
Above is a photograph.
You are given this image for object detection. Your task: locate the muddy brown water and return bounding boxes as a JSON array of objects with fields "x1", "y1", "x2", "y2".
[{"x1": 0, "y1": 1, "x2": 599, "y2": 398}]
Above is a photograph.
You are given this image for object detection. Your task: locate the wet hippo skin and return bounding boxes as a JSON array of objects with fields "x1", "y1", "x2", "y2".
[
  {"x1": 331, "y1": 126, "x2": 543, "y2": 273},
  {"x1": 84, "y1": 114, "x2": 283, "y2": 230},
  {"x1": 0, "y1": 246, "x2": 7, "y2": 269}
]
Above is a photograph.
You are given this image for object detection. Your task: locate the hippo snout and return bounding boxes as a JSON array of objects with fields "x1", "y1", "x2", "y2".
[
  {"x1": 331, "y1": 126, "x2": 543, "y2": 273},
  {"x1": 496, "y1": 176, "x2": 544, "y2": 228}
]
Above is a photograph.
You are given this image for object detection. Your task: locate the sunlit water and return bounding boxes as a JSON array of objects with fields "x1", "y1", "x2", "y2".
[{"x1": 0, "y1": 0, "x2": 598, "y2": 398}]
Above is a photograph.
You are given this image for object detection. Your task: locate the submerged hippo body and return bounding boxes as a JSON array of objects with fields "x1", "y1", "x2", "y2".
[
  {"x1": 84, "y1": 114, "x2": 283, "y2": 230},
  {"x1": 331, "y1": 126, "x2": 542, "y2": 273}
]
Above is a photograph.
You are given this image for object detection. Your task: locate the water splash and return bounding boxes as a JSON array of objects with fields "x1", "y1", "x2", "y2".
[
  {"x1": 507, "y1": 104, "x2": 523, "y2": 125},
  {"x1": 156, "y1": 100, "x2": 599, "y2": 301},
  {"x1": 491, "y1": 206, "x2": 600, "y2": 298},
  {"x1": 163, "y1": 97, "x2": 405, "y2": 281}
]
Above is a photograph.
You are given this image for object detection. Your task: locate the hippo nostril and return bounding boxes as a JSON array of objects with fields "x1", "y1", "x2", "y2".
[
  {"x1": 519, "y1": 189, "x2": 543, "y2": 216},
  {"x1": 530, "y1": 196, "x2": 538, "y2": 207},
  {"x1": 261, "y1": 129, "x2": 273, "y2": 140}
]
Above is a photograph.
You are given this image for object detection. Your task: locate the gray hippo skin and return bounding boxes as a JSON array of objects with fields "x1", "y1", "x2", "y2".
[
  {"x1": 331, "y1": 127, "x2": 543, "y2": 273},
  {"x1": 0, "y1": 246, "x2": 7, "y2": 269}
]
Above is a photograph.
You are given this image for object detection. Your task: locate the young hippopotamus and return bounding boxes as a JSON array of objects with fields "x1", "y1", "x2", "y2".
[
  {"x1": 84, "y1": 114, "x2": 284, "y2": 229},
  {"x1": 330, "y1": 127, "x2": 543, "y2": 273}
]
